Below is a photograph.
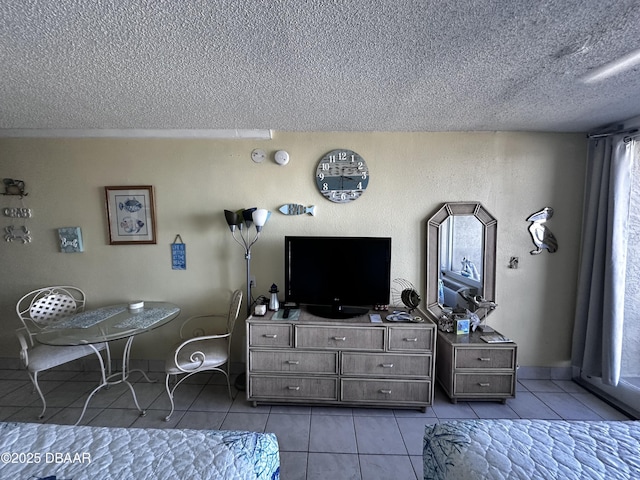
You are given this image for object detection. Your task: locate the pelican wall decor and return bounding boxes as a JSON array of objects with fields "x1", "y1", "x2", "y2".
[{"x1": 527, "y1": 207, "x2": 558, "y2": 254}]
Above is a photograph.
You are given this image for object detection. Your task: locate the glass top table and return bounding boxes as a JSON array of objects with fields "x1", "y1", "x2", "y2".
[
  {"x1": 35, "y1": 301, "x2": 180, "y2": 346},
  {"x1": 34, "y1": 301, "x2": 181, "y2": 425}
]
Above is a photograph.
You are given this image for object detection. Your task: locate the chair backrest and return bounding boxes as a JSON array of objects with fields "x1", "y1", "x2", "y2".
[
  {"x1": 226, "y1": 290, "x2": 243, "y2": 336},
  {"x1": 16, "y1": 286, "x2": 86, "y2": 338}
]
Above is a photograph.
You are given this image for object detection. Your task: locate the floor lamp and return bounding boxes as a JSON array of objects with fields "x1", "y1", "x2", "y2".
[
  {"x1": 224, "y1": 208, "x2": 271, "y2": 316},
  {"x1": 224, "y1": 208, "x2": 270, "y2": 390}
]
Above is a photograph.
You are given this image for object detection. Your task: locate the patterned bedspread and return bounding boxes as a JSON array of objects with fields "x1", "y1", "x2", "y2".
[
  {"x1": 423, "y1": 419, "x2": 640, "y2": 480},
  {"x1": 0, "y1": 422, "x2": 280, "y2": 479}
]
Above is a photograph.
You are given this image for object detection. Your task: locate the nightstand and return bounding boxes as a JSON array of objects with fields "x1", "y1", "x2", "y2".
[{"x1": 435, "y1": 328, "x2": 517, "y2": 403}]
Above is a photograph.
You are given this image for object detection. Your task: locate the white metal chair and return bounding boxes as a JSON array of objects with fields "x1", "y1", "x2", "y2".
[
  {"x1": 15, "y1": 286, "x2": 110, "y2": 419},
  {"x1": 164, "y1": 289, "x2": 242, "y2": 421}
]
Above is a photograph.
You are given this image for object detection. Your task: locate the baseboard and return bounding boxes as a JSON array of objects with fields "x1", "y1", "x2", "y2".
[{"x1": 517, "y1": 366, "x2": 573, "y2": 380}]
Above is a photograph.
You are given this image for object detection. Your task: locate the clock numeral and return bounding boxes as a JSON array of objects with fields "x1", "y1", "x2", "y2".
[
  {"x1": 321, "y1": 163, "x2": 330, "y2": 171},
  {"x1": 350, "y1": 154, "x2": 355, "y2": 162},
  {"x1": 338, "y1": 152, "x2": 347, "y2": 161},
  {"x1": 328, "y1": 155, "x2": 336, "y2": 162},
  {"x1": 340, "y1": 192, "x2": 347, "y2": 200},
  {"x1": 357, "y1": 161, "x2": 364, "y2": 170},
  {"x1": 322, "y1": 183, "x2": 329, "y2": 191},
  {"x1": 318, "y1": 172, "x2": 325, "y2": 181},
  {"x1": 361, "y1": 171, "x2": 368, "y2": 180},
  {"x1": 357, "y1": 182, "x2": 363, "y2": 189}
]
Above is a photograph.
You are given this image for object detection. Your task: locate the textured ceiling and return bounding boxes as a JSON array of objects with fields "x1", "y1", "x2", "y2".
[{"x1": 2, "y1": 0, "x2": 640, "y2": 134}]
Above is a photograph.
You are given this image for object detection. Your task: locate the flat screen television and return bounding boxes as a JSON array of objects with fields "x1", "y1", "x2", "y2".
[{"x1": 284, "y1": 236, "x2": 392, "y2": 318}]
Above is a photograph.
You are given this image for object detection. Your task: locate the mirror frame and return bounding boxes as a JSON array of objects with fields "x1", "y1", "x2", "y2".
[{"x1": 426, "y1": 201, "x2": 497, "y2": 321}]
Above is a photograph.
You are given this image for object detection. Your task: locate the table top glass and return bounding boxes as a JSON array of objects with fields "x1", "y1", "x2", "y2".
[{"x1": 35, "y1": 301, "x2": 181, "y2": 346}]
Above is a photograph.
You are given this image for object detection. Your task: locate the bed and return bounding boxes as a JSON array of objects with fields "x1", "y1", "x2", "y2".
[
  {"x1": 423, "y1": 419, "x2": 640, "y2": 479},
  {"x1": 0, "y1": 422, "x2": 280, "y2": 479}
]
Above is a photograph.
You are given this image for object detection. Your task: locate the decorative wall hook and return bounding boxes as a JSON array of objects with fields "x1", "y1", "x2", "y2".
[
  {"x1": 2, "y1": 178, "x2": 28, "y2": 197},
  {"x1": 527, "y1": 207, "x2": 558, "y2": 254}
]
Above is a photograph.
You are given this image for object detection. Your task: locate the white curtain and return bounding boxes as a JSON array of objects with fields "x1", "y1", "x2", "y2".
[{"x1": 571, "y1": 134, "x2": 634, "y2": 386}]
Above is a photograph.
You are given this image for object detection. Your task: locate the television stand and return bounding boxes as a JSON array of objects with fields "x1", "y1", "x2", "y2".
[
  {"x1": 246, "y1": 307, "x2": 436, "y2": 412},
  {"x1": 306, "y1": 304, "x2": 369, "y2": 319}
]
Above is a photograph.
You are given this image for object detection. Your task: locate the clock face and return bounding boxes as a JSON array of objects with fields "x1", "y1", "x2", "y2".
[{"x1": 315, "y1": 149, "x2": 369, "y2": 203}]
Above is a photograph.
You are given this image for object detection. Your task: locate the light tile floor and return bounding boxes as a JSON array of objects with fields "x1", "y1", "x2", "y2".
[{"x1": 0, "y1": 368, "x2": 631, "y2": 480}]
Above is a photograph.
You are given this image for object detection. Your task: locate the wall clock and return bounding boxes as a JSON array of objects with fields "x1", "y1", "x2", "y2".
[{"x1": 315, "y1": 149, "x2": 369, "y2": 203}]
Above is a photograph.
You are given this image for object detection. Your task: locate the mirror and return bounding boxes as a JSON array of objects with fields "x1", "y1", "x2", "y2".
[{"x1": 426, "y1": 202, "x2": 497, "y2": 320}]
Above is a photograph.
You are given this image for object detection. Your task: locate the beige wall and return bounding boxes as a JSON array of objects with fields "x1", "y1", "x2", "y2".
[{"x1": 0, "y1": 131, "x2": 586, "y2": 367}]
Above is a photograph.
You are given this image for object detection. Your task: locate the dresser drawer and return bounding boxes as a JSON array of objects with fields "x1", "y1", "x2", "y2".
[
  {"x1": 341, "y1": 352, "x2": 431, "y2": 378},
  {"x1": 295, "y1": 325, "x2": 384, "y2": 350},
  {"x1": 388, "y1": 327, "x2": 434, "y2": 352},
  {"x1": 341, "y1": 378, "x2": 431, "y2": 404},
  {"x1": 250, "y1": 375, "x2": 337, "y2": 400},
  {"x1": 249, "y1": 324, "x2": 292, "y2": 347},
  {"x1": 453, "y1": 373, "x2": 515, "y2": 395},
  {"x1": 455, "y1": 347, "x2": 515, "y2": 369},
  {"x1": 250, "y1": 350, "x2": 338, "y2": 374}
]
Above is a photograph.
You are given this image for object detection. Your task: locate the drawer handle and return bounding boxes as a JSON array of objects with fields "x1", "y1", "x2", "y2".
[
  {"x1": 404, "y1": 338, "x2": 418, "y2": 342},
  {"x1": 286, "y1": 360, "x2": 300, "y2": 365},
  {"x1": 287, "y1": 386, "x2": 300, "y2": 391},
  {"x1": 381, "y1": 363, "x2": 394, "y2": 368},
  {"x1": 478, "y1": 383, "x2": 491, "y2": 387},
  {"x1": 333, "y1": 336, "x2": 347, "y2": 341},
  {"x1": 478, "y1": 357, "x2": 491, "y2": 362},
  {"x1": 263, "y1": 334, "x2": 278, "y2": 338},
  {"x1": 379, "y1": 389, "x2": 392, "y2": 395}
]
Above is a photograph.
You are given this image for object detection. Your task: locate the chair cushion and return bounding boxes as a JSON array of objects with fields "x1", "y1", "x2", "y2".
[
  {"x1": 26, "y1": 343, "x2": 106, "y2": 372},
  {"x1": 165, "y1": 338, "x2": 228, "y2": 375}
]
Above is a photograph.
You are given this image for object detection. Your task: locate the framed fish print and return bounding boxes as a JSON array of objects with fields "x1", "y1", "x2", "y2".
[{"x1": 105, "y1": 185, "x2": 157, "y2": 245}]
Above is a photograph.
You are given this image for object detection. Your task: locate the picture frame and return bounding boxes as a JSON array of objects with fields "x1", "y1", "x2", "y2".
[{"x1": 104, "y1": 185, "x2": 157, "y2": 245}]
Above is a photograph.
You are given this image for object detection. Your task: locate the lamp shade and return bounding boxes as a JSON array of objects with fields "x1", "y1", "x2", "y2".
[
  {"x1": 224, "y1": 210, "x2": 241, "y2": 231},
  {"x1": 242, "y1": 207, "x2": 257, "y2": 228},
  {"x1": 252, "y1": 209, "x2": 270, "y2": 231}
]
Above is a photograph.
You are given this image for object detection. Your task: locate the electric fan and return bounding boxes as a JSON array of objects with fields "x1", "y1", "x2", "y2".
[{"x1": 391, "y1": 278, "x2": 421, "y2": 312}]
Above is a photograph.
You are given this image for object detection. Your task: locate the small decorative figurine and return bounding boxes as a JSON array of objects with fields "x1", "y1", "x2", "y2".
[{"x1": 527, "y1": 207, "x2": 558, "y2": 254}]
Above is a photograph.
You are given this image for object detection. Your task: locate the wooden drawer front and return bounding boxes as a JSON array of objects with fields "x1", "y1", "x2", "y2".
[
  {"x1": 341, "y1": 378, "x2": 431, "y2": 404},
  {"x1": 250, "y1": 375, "x2": 337, "y2": 400},
  {"x1": 388, "y1": 327, "x2": 434, "y2": 352},
  {"x1": 341, "y1": 353, "x2": 431, "y2": 378},
  {"x1": 453, "y1": 373, "x2": 515, "y2": 395},
  {"x1": 250, "y1": 350, "x2": 337, "y2": 374},
  {"x1": 455, "y1": 348, "x2": 515, "y2": 369},
  {"x1": 296, "y1": 326, "x2": 384, "y2": 350},
  {"x1": 249, "y1": 324, "x2": 292, "y2": 347}
]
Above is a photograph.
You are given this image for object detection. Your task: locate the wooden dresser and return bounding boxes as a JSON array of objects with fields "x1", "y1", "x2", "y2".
[
  {"x1": 246, "y1": 308, "x2": 436, "y2": 411},
  {"x1": 436, "y1": 328, "x2": 517, "y2": 403}
]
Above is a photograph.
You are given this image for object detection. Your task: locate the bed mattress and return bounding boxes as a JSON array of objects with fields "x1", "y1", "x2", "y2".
[
  {"x1": 0, "y1": 422, "x2": 280, "y2": 479},
  {"x1": 423, "y1": 419, "x2": 640, "y2": 480}
]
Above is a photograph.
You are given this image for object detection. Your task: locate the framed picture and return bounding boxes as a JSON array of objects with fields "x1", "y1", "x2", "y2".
[{"x1": 104, "y1": 186, "x2": 157, "y2": 245}]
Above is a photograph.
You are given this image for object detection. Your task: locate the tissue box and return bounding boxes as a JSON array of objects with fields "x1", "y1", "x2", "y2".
[{"x1": 455, "y1": 319, "x2": 470, "y2": 335}]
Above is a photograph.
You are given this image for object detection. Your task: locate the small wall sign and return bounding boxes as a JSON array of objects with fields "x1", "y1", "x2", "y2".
[
  {"x1": 171, "y1": 234, "x2": 186, "y2": 270},
  {"x1": 58, "y1": 227, "x2": 84, "y2": 252}
]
